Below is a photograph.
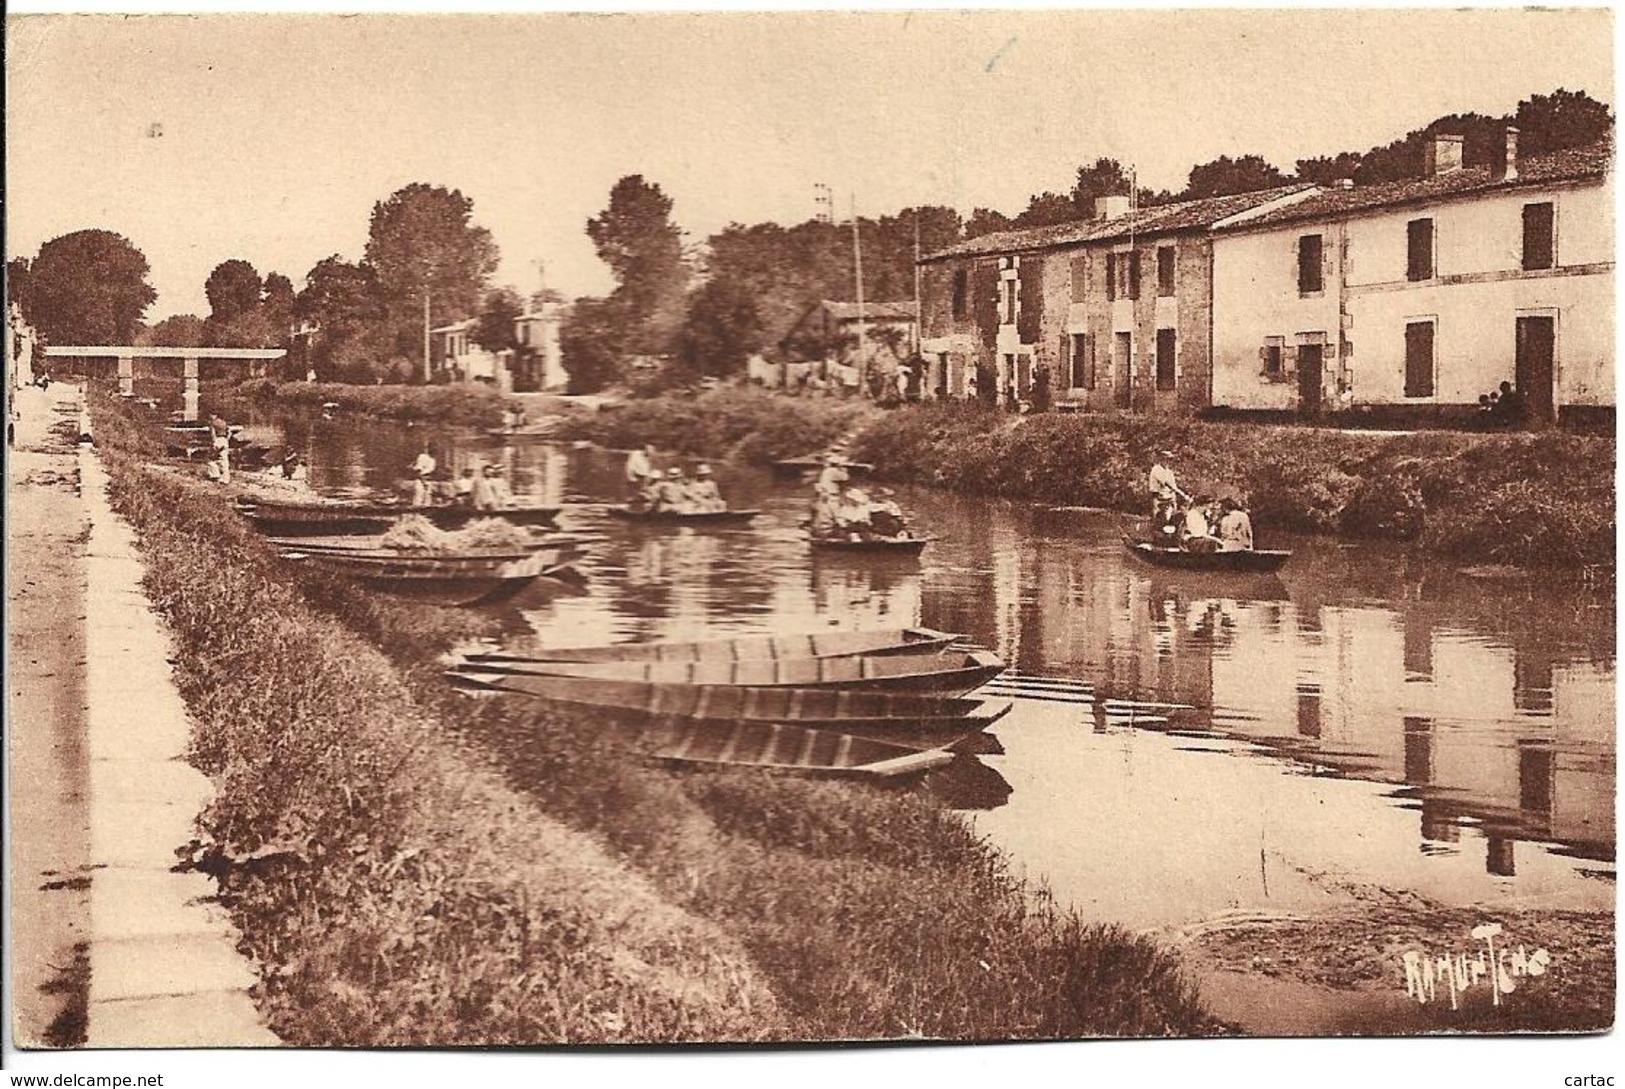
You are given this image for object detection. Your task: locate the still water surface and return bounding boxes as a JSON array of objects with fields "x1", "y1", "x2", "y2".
[{"x1": 270, "y1": 412, "x2": 1615, "y2": 930}]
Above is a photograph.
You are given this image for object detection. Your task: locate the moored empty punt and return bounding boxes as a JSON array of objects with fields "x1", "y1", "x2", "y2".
[
  {"x1": 463, "y1": 625, "x2": 960, "y2": 665},
  {"x1": 809, "y1": 534, "x2": 933, "y2": 555},
  {"x1": 458, "y1": 648, "x2": 1006, "y2": 696},
  {"x1": 445, "y1": 669, "x2": 1011, "y2": 738},
  {"x1": 632, "y1": 718, "x2": 952, "y2": 779},
  {"x1": 276, "y1": 546, "x2": 561, "y2": 605}
]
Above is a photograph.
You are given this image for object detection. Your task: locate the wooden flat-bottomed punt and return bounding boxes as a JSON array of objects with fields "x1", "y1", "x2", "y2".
[
  {"x1": 463, "y1": 625, "x2": 960, "y2": 665},
  {"x1": 633, "y1": 719, "x2": 952, "y2": 779},
  {"x1": 1122, "y1": 537, "x2": 1291, "y2": 574},
  {"x1": 809, "y1": 534, "x2": 933, "y2": 555},
  {"x1": 446, "y1": 669, "x2": 1011, "y2": 739},
  {"x1": 605, "y1": 506, "x2": 760, "y2": 526},
  {"x1": 458, "y1": 648, "x2": 1005, "y2": 696},
  {"x1": 237, "y1": 496, "x2": 561, "y2": 536},
  {"x1": 266, "y1": 532, "x2": 598, "y2": 559},
  {"x1": 276, "y1": 546, "x2": 556, "y2": 605}
]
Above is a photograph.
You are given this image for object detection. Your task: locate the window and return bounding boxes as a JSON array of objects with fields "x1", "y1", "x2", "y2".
[
  {"x1": 1070, "y1": 254, "x2": 1089, "y2": 303},
  {"x1": 1155, "y1": 329, "x2": 1176, "y2": 391},
  {"x1": 1105, "y1": 253, "x2": 1117, "y2": 301},
  {"x1": 1262, "y1": 336, "x2": 1284, "y2": 378},
  {"x1": 1156, "y1": 246, "x2": 1176, "y2": 297},
  {"x1": 1127, "y1": 250, "x2": 1141, "y2": 300},
  {"x1": 1523, "y1": 202, "x2": 1554, "y2": 271},
  {"x1": 1407, "y1": 218, "x2": 1434, "y2": 281},
  {"x1": 951, "y1": 269, "x2": 968, "y2": 319},
  {"x1": 1404, "y1": 320, "x2": 1435, "y2": 398},
  {"x1": 1298, "y1": 234, "x2": 1324, "y2": 294},
  {"x1": 1070, "y1": 333, "x2": 1095, "y2": 390},
  {"x1": 1003, "y1": 279, "x2": 1017, "y2": 325}
]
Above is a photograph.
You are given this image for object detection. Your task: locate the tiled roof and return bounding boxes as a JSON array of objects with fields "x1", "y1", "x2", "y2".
[
  {"x1": 823, "y1": 300, "x2": 918, "y2": 322},
  {"x1": 921, "y1": 185, "x2": 1314, "y2": 262},
  {"x1": 1217, "y1": 139, "x2": 1612, "y2": 233}
]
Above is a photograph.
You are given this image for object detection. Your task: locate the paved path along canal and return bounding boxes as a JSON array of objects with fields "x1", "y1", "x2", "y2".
[{"x1": 8, "y1": 383, "x2": 276, "y2": 1048}]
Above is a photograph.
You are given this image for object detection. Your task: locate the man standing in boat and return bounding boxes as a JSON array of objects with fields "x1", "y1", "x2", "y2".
[
  {"x1": 411, "y1": 445, "x2": 437, "y2": 506},
  {"x1": 625, "y1": 443, "x2": 657, "y2": 501},
  {"x1": 810, "y1": 453, "x2": 849, "y2": 535},
  {"x1": 1148, "y1": 452, "x2": 1183, "y2": 540}
]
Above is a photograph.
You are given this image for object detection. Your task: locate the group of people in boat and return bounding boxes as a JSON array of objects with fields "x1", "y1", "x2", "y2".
[
  {"x1": 810, "y1": 453, "x2": 912, "y2": 541},
  {"x1": 410, "y1": 446, "x2": 517, "y2": 510},
  {"x1": 1148, "y1": 453, "x2": 1254, "y2": 553},
  {"x1": 624, "y1": 444, "x2": 728, "y2": 513}
]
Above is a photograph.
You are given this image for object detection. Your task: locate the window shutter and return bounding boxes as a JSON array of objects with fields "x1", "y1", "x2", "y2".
[
  {"x1": 1283, "y1": 346, "x2": 1298, "y2": 377},
  {"x1": 1129, "y1": 251, "x2": 1142, "y2": 300},
  {"x1": 1106, "y1": 253, "x2": 1117, "y2": 301},
  {"x1": 1258, "y1": 346, "x2": 1269, "y2": 374}
]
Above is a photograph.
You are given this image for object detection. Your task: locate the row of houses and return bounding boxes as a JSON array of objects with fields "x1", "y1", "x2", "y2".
[{"x1": 917, "y1": 130, "x2": 1613, "y2": 424}]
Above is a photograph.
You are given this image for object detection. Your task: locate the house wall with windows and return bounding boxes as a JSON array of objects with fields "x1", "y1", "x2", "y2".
[
  {"x1": 1342, "y1": 181, "x2": 1613, "y2": 414},
  {"x1": 1212, "y1": 139, "x2": 1612, "y2": 423}
]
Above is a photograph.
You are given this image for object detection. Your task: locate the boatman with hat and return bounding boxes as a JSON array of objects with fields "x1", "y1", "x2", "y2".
[
  {"x1": 810, "y1": 452, "x2": 849, "y2": 534},
  {"x1": 1148, "y1": 451, "x2": 1184, "y2": 541}
]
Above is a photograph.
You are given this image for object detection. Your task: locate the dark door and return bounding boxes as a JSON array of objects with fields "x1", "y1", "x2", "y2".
[
  {"x1": 1113, "y1": 332, "x2": 1132, "y2": 408},
  {"x1": 1515, "y1": 316, "x2": 1556, "y2": 423},
  {"x1": 1297, "y1": 344, "x2": 1324, "y2": 417}
]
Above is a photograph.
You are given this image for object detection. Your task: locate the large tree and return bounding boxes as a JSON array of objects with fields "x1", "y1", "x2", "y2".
[
  {"x1": 677, "y1": 277, "x2": 764, "y2": 376},
  {"x1": 1517, "y1": 88, "x2": 1614, "y2": 157},
  {"x1": 144, "y1": 313, "x2": 207, "y2": 347},
  {"x1": 586, "y1": 175, "x2": 690, "y2": 356},
  {"x1": 363, "y1": 183, "x2": 500, "y2": 364},
  {"x1": 204, "y1": 259, "x2": 263, "y2": 324},
  {"x1": 261, "y1": 272, "x2": 296, "y2": 345},
  {"x1": 559, "y1": 297, "x2": 627, "y2": 394},
  {"x1": 1182, "y1": 154, "x2": 1289, "y2": 200},
  {"x1": 472, "y1": 287, "x2": 523, "y2": 354},
  {"x1": 296, "y1": 256, "x2": 389, "y2": 380},
  {"x1": 21, "y1": 229, "x2": 156, "y2": 344}
]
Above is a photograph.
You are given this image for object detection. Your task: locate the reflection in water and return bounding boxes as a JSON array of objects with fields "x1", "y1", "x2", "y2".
[{"x1": 278, "y1": 413, "x2": 1614, "y2": 929}]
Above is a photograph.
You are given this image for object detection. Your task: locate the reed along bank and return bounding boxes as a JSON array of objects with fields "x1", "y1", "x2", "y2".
[
  {"x1": 88, "y1": 390, "x2": 1216, "y2": 1043},
  {"x1": 557, "y1": 389, "x2": 1614, "y2": 571}
]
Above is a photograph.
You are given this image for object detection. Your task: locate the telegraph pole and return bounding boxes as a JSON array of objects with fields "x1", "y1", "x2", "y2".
[
  {"x1": 851, "y1": 193, "x2": 867, "y2": 387},
  {"x1": 422, "y1": 287, "x2": 432, "y2": 383}
]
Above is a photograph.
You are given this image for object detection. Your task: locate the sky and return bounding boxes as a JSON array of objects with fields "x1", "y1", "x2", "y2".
[{"x1": 5, "y1": 7, "x2": 1614, "y2": 321}]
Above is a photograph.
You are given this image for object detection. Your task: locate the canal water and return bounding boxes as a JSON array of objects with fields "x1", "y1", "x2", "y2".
[{"x1": 264, "y1": 410, "x2": 1615, "y2": 932}]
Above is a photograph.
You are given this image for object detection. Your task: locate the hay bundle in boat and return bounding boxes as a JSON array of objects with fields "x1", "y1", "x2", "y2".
[{"x1": 379, "y1": 514, "x2": 532, "y2": 552}]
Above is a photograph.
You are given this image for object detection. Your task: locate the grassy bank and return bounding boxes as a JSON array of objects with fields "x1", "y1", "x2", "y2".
[
  {"x1": 235, "y1": 378, "x2": 511, "y2": 427},
  {"x1": 554, "y1": 386, "x2": 876, "y2": 465},
  {"x1": 91, "y1": 392, "x2": 1216, "y2": 1041},
  {"x1": 836, "y1": 403, "x2": 1612, "y2": 569}
]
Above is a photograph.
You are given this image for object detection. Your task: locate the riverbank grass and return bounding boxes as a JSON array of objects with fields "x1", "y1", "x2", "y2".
[
  {"x1": 89, "y1": 390, "x2": 1217, "y2": 1042},
  {"x1": 235, "y1": 378, "x2": 512, "y2": 427}
]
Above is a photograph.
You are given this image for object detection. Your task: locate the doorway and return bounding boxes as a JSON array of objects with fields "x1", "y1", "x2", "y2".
[
  {"x1": 1515, "y1": 315, "x2": 1556, "y2": 423},
  {"x1": 1297, "y1": 343, "x2": 1325, "y2": 417},
  {"x1": 1113, "y1": 332, "x2": 1132, "y2": 408}
]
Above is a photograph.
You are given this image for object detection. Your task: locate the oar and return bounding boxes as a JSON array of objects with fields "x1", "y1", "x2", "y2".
[{"x1": 978, "y1": 688, "x2": 1095, "y2": 707}]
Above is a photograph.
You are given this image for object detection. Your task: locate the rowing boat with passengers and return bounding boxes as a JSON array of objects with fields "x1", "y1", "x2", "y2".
[
  {"x1": 446, "y1": 668, "x2": 1010, "y2": 741},
  {"x1": 605, "y1": 506, "x2": 760, "y2": 526},
  {"x1": 456, "y1": 648, "x2": 1005, "y2": 696},
  {"x1": 462, "y1": 625, "x2": 960, "y2": 665},
  {"x1": 1122, "y1": 537, "x2": 1292, "y2": 574}
]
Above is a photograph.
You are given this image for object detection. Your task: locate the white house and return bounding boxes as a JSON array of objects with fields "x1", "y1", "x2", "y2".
[
  {"x1": 432, "y1": 303, "x2": 567, "y2": 393},
  {"x1": 1210, "y1": 132, "x2": 1613, "y2": 425}
]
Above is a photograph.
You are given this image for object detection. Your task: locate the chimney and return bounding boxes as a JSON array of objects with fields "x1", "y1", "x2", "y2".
[
  {"x1": 1495, "y1": 126, "x2": 1520, "y2": 181},
  {"x1": 1422, "y1": 133, "x2": 1465, "y2": 176},
  {"x1": 1094, "y1": 194, "x2": 1132, "y2": 220}
]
